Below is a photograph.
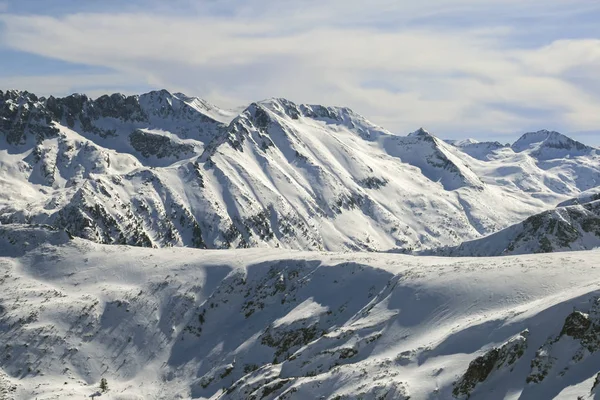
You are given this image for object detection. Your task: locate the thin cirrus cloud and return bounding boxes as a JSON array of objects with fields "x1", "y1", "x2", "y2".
[{"x1": 1, "y1": 0, "x2": 600, "y2": 143}]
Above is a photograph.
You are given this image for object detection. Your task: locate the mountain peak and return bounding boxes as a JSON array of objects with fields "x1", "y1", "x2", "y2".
[
  {"x1": 512, "y1": 130, "x2": 592, "y2": 158},
  {"x1": 514, "y1": 129, "x2": 559, "y2": 143},
  {"x1": 139, "y1": 89, "x2": 176, "y2": 105},
  {"x1": 236, "y1": 99, "x2": 389, "y2": 142},
  {"x1": 513, "y1": 129, "x2": 564, "y2": 147},
  {"x1": 3, "y1": 87, "x2": 600, "y2": 257},
  {"x1": 143, "y1": 88, "x2": 173, "y2": 98},
  {"x1": 254, "y1": 98, "x2": 303, "y2": 121},
  {"x1": 1, "y1": 89, "x2": 43, "y2": 106},
  {"x1": 447, "y1": 138, "x2": 480, "y2": 146},
  {"x1": 408, "y1": 127, "x2": 432, "y2": 137}
]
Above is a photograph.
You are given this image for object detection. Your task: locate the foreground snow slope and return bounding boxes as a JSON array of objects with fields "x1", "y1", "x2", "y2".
[{"x1": 1, "y1": 224, "x2": 600, "y2": 399}]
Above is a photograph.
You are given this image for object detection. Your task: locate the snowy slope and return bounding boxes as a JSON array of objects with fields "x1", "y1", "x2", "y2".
[
  {"x1": 431, "y1": 199, "x2": 600, "y2": 256},
  {"x1": 1, "y1": 224, "x2": 600, "y2": 399},
  {"x1": 558, "y1": 187, "x2": 600, "y2": 207},
  {"x1": 2, "y1": 89, "x2": 600, "y2": 252},
  {"x1": 446, "y1": 138, "x2": 509, "y2": 161}
]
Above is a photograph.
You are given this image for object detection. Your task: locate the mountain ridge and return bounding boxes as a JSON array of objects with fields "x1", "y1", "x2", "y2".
[
  {"x1": 427, "y1": 199, "x2": 600, "y2": 256},
  {"x1": 2, "y1": 89, "x2": 600, "y2": 253}
]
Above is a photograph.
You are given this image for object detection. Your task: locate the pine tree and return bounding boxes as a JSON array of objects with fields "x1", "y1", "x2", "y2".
[{"x1": 100, "y1": 377, "x2": 108, "y2": 392}]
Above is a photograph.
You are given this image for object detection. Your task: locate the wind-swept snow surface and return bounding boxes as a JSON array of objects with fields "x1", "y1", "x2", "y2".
[{"x1": 1, "y1": 224, "x2": 600, "y2": 399}]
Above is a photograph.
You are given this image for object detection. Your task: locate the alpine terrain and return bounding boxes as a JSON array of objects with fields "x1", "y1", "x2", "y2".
[
  {"x1": 1, "y1": 225, "x2": 600, "y2": 399},
  {"x1": 1, "y1": 89, "x2": 600, "y2": 400},
  {"x1": 1, "y1": 90, "x2": 599, "y2": 253}
]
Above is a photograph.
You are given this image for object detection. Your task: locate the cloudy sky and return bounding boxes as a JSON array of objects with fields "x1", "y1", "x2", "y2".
[{"x1": 1, "y1": 0, "x2": 600, "y2": 144}]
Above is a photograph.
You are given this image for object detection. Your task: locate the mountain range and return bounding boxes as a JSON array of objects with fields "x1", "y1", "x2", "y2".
[
  {"x1": 1, "y1": 89, "x2": 600, "y2": 255},
  {"x1": 2, "y1": 89, "x2": 600, "y2": 399}
]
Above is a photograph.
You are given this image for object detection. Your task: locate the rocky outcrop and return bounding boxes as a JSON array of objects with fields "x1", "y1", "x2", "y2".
[
  {"x1": 527, "y1": 298, "x2": 600, "y2": 384},
  {"x1": 453, "y1": 330, "x2": 528, "y2": 398},
  {"x1": 129, "y1": 129, "x2": 194, "y2": 159},
  {"x1": 0, "y1": 90, "x2": 59, "y2": 145}
]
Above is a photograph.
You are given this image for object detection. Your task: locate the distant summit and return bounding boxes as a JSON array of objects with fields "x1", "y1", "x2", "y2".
[
  {"x1": 512, "y1": 129, "x2": 595, "y2": 160},
  {"x1": 408, "y1": 127, "x2": 432, "y2": 137},
  {"x1": 446, "y1": 138, "x2": 509, "y2": 160}
]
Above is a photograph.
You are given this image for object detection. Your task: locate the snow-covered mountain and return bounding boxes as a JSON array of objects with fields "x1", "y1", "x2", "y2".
[
  {"x1": 558, "y1": 186, "x2": 600, "y2": 207},
  {"x1": 2, "y1": 224, "x2": 600, "y2": 399},
  {"x1": 431, "y1": 197, "x2": 600, "y2": 256},
  {"x1": 446, "y1": 138, "x2": 509, "y2": 161},
  {"x1": 511, "y1": 129, "x2": 596, "y2": 160},
  {"x1": 2, "y1": 89, "x2": 600, "y2": 252}
]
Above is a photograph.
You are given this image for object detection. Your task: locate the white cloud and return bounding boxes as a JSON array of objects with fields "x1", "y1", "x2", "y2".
[{"x1": 1, "y1": 1, "x2": 600, "y2": 139}]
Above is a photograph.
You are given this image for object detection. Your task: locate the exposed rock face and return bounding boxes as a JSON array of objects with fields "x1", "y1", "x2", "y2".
[
  {"x1": 356, "y1": 176, "x2": 388, "y2": 189},
  {"x1": 129, "y1": 129, "x2": 194, "y2": 159},
  {"x1": 507, "y1": 205, "x2": 593, "y2": 253},
  {"x1": 453, "y1": 330, "x2": 528, "y2": 398},
  {"x1": 560, "y1": 311, "x2": 592, "y2": 338},
  {"x1": 0, "y1": 90, "x2": 59, "y2": 145},
  {"x1": 527, "y1": 298, "x2": 600, "y2": 385},
  {"x1": 454, "y1": 303, "x2": 600, "y2": 398}
]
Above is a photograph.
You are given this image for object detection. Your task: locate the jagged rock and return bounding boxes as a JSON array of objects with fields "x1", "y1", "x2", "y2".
[
  {"x1": 0, "y1": 90, "x2": 59, "y2": 145},
  {"x1": 261, "y1": 324, "x2": 321, "y2": 361},
  {"x1": 357, "y1": 177, "x2": 388, "y2": 189},
  {"x1": 129, "y1": 129, "x2": 194, "y2": 159},
  {"x1": 453, "y1": 330, "x2": 528, "y2": 398},
  {"x1": 560, "y1": 311, "x2": 592, "y2": 339},
  {"x1": 527, "y1": 298, "x2": 600, "y2": 384}
]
